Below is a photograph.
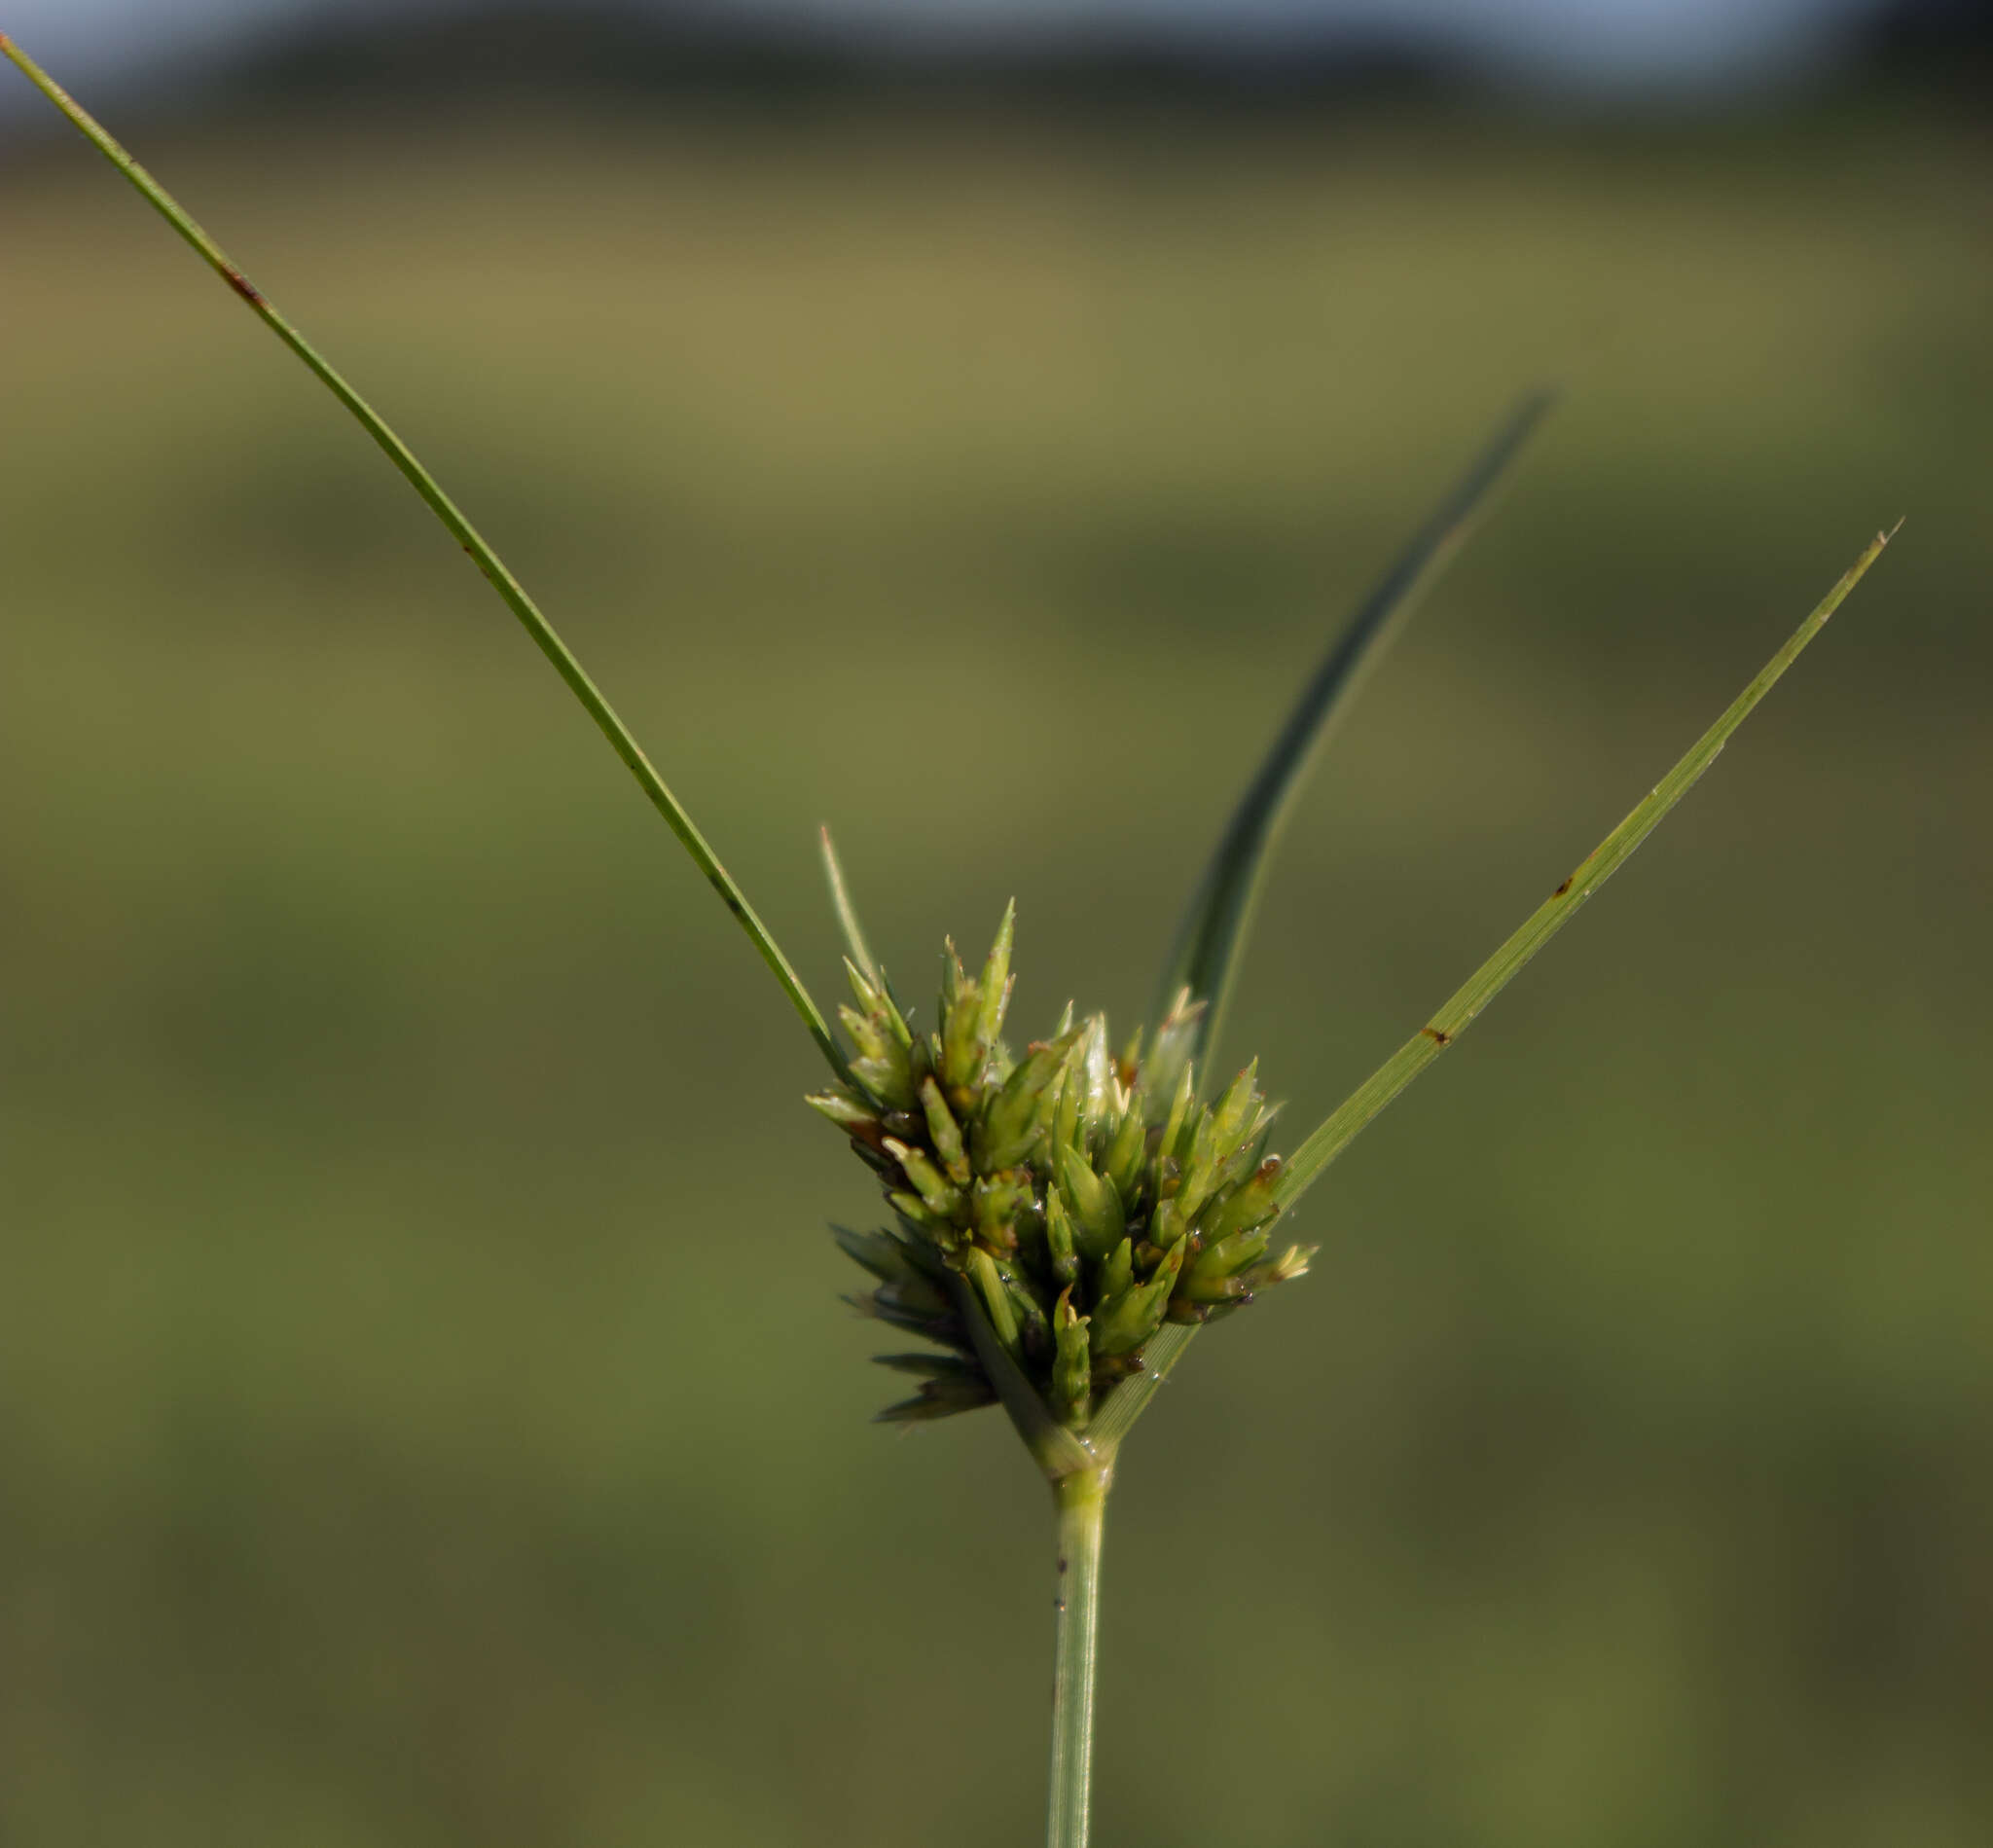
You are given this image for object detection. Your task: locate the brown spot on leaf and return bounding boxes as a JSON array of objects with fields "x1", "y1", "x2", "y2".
[
  {"x1": 1422, "y1": 1026, "x2": 1453, "y2": 1046},
  {"x1": 1553, "y1": 875, "x2": 1575, "y2": 898},
  {"x1": 223, "y1": 267, "x2": 266, "y2": 307}
]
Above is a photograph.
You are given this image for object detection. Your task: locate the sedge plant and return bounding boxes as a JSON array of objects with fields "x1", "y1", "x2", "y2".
[{"x1": 2, "y1": 35, "x2": 1897, "y2": 1848}]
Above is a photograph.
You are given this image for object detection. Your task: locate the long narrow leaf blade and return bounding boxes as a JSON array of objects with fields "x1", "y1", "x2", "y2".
[
  {"x1": 1269, "y1": 527, "x2": 1898, "y2": 1214},
  {"x1": 0, "y1": 33, "x2": 849, "y2": 1083},
  {"x1": 1153, "y1": 391, "x2": 1555, "y2": 1070}
]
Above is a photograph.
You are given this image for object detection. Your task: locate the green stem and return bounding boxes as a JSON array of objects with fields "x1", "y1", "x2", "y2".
[
  {"x1": 0, "y1": 31, "x2": 848, "y2": 1084},
  {"x1": 1047, "y1": 1466, "x2": 1109, "y2": 1848}
]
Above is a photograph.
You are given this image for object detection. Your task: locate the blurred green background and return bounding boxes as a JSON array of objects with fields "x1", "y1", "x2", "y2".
[{"x1": 3, "y1": 52, "x2": 1990, "y2": 1848}]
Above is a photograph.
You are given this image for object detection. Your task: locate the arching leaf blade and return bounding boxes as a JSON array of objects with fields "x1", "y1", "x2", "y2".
[
  {"x1": 1152, "y1": 391, "x2": 1556, "y2": 1072},
  {"x1": 0, "y1": 32, "x2": 850, "y2": 1083}
]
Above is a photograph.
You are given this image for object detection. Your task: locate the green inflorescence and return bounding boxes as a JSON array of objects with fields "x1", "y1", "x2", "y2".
[{"x1": 809, "y1": 904, "x2": 1314, "y2": 1430}]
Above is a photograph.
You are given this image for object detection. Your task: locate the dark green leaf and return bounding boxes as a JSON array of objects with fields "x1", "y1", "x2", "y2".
[{"x1": 1152, "y1": 392, "x2": 1555, "y2": 1071}]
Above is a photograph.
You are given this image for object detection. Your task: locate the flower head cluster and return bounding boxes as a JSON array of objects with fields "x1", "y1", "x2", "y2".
[{"x1": 808, "y1": 906, "x2": 1314, "y2": 1429}]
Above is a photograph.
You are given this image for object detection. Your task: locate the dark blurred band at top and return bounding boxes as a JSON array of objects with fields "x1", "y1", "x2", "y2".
[{"x1": 0, "y1": 0, "x2": 1988, "y2": 131}]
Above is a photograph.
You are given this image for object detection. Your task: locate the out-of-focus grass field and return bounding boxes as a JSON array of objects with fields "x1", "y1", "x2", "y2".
[{"x1": 2, "y1": 89, "x2": 1989, "y2": 1847}]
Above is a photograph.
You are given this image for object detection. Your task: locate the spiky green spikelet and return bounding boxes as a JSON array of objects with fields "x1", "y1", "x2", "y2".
[{"x1": 808, "y1": 905, "x2": 1316, "y2": 1429}]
